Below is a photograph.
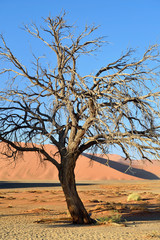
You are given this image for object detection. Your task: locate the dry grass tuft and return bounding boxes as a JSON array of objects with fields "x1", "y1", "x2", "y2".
[{"x1": 127, "y1": 193, "x2": 141, "y2": 202}]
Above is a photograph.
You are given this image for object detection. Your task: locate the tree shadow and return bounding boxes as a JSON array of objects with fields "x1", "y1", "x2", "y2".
[
  {"x1": 82, "y1": 153, "x2": 159, "y2": 180},
  {"x1": 122, "y1": 209, "x2": 160, "y2": 222}
]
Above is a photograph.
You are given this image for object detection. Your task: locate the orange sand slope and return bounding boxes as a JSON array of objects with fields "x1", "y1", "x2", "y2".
[{"x1": 0, "y1": 144, "x2": 160, "y2": 181}]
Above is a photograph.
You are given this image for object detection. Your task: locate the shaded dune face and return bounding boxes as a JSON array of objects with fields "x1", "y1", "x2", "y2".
[
  {"x1": 0, "y1": 144, "x2": 159, "y2": 181},
  {"x1": 82, "y1": 153, "x2": 160, "y2": 180}
]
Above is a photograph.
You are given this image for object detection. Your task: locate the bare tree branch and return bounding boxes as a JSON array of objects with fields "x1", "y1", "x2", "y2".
[{"x1": 0, "y1": 11, "x2": 160, "y2": 224}]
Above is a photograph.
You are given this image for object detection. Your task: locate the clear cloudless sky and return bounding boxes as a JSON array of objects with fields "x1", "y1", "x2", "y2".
[
  {"x1": 0, "y1": 0, "x2": 160, "y2": 156},
  {"x1": 0, "y1": 0, "x2": 160, "y2": 71}
]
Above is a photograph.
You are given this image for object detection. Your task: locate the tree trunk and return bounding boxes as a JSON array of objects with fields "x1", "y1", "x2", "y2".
[{"x1": 59, "y1": 158, "x2": 95, "y2": 224}]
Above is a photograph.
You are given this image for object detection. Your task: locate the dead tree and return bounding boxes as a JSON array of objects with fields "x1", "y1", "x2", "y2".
[{"x1": 0, "y1": 12, "x2": 160, "y2": 224}]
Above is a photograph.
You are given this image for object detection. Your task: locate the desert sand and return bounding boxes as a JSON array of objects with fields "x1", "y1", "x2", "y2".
[
  {"x1": 0, "y1": 144, "x2": 160, "y2": 239},
  {"x1": 0, "y1": 180, "x2": 160, "y2": 240}
]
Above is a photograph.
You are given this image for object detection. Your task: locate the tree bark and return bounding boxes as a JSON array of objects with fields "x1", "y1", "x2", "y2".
[{"x1": 59, "y1": 157, "x2": 95, "y2": 224}]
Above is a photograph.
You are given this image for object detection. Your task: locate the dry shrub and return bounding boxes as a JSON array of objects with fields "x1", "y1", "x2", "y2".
[
  {"x1": 127, "y1": 193, "x2": 141, "y2": 202},
  {"x1": 97, "y1": 214, "x2": 123, "y2": 224}
]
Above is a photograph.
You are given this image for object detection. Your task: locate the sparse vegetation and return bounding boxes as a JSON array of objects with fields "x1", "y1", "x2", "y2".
[
  {"x1": 96, "y1": 214, "x2": 123, "y2": 224},
  {"x1": 127, "y1": 193, "x2": 141, "y2": 202}
]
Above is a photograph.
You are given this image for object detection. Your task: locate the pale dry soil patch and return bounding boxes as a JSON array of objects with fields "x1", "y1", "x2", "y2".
[{"x1": 0, "y1": 180, "x2": 160, "y2": 240}]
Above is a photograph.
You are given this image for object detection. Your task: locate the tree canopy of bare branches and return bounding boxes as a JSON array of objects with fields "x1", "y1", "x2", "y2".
[{"x1": 0, "y1": 12, "x2": 160, "y2": 224}]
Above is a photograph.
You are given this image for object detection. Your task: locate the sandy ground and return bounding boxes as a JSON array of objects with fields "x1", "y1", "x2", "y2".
[{"x1": 0, "y1": 180, "x2": 160, "y2": 240}]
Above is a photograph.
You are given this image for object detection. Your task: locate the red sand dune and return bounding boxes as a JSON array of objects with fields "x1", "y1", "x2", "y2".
[{"x1": 0, "y1": 144, "x2": 159, "y2": 181}]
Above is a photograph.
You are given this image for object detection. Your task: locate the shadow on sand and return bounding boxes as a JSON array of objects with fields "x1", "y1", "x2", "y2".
[
  {"x1": 83, "y1": 153, "x2": 159, "y2": 180},
  {"x1": 123, "y1": 209, "x2": 160, "y2": 222},
  {"x1": 0, "y1": 181, "x2": 94, "y2": 189}
]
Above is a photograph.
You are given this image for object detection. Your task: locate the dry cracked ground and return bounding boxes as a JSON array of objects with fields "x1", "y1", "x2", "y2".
[{"x1": 0, "y1": 180, "x2": 160, "y2": 240}]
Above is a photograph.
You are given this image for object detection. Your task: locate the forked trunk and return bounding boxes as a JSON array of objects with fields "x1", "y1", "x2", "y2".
[{"x1": 59, "y1": 159, "x2": 95, "y2": 224}]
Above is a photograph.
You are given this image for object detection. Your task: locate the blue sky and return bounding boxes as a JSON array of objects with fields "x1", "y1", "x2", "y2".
[
  {"x1": 0, "y1": 0, "x2": 160, "y2": 72},
  {"x1": 0, "y1": 0, "x2": 160, "y2": 157}
]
